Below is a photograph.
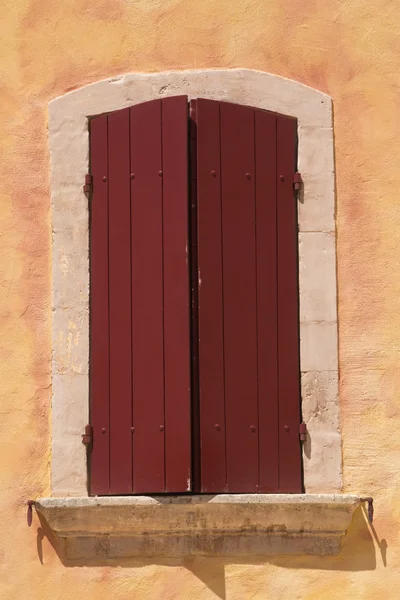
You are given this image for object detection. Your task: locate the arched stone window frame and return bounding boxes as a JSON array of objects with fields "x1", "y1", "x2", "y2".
[{"x1": 49, "y1": 69, "x2": 341, "y2": 497}]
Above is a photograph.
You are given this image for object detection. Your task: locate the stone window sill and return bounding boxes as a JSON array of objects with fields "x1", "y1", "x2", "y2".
[{"x1": 34, "y1": 494, "x2": 362, "y2": 559}]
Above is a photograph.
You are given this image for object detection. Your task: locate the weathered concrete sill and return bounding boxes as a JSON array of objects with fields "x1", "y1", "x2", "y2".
[{"x1": 35, "y1": 494, "x2": 360, "y2": 558}]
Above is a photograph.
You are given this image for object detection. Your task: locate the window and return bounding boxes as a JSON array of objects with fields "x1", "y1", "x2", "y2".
[
  {"x1": 88, "y1": 95, "x2": 302, "y2": 495},
  {"x1": 50, "y1": 70, "x2": 340, "y2": 498}
]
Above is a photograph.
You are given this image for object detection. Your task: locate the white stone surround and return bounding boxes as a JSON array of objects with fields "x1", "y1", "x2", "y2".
[{"x1": 49, "y1": 69, "x2": 340, "y2": 496}]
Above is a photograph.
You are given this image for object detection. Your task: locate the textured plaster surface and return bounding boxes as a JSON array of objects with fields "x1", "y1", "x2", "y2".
[
  {"x1": 49, "y1": 68, "x2": 339, "y2": 496},
  {"x1": 1, "y1": 0, "x2": 400, "y2": 598}
]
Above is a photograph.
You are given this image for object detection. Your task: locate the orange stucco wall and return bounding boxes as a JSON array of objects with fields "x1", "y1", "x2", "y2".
[{"x1": 1, "y1": 0, "x2": 400, "y2": 598}]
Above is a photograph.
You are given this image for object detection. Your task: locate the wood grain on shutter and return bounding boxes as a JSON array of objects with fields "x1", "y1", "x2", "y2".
[
  {"x1": 162, "y1": 96, "x2": 192, "y2": 492},
  {"x1": 255, "y1": 109, "x2": 280, "y2": 493},
  {"x1": 90, "y1": 114, "x2": 110, "y2": 495},
  {"x1": 130, "y1": 100, "x2": 165, "y2": 493},
  {"x1": 194, "y1": 99, "x2": 226, "y2": 492},
  {"x1": 277, "y1": 114, "x2": 302, "y2": 493},
  {"x1": 108, "y1": 108, "x2": 133, "y2": 494}
]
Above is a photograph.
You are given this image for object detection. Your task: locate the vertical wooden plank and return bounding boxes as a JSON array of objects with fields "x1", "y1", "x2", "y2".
[
  {"x1": 90, "y1": 114, "x2": 110, "y2": 495},
  {"x1": 255, "y1": 109, "x2": 279, "y2": 493},
  {"x1": 195, "y1": 99, "x2": 227, "y2": 492},
  {"x1": 277, "y1": 114, "x2": 302, "y2": 493},
  {"x1": 189, "y1": 100, "x2": 201, "y2": 492},
  {"x1": 108, "y1": 108, "x2": 133, "y2": 494},
  {"x1": 220, "y1": 102, "x2": 259, "y2": 492},
  {"x1": 130, "y1": 100, "x2": 165, "y2": 493},
  {"x1": 162, "y1": 96, "x2": 191, "y2": 492}
]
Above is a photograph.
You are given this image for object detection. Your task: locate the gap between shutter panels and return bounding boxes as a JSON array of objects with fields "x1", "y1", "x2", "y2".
[{"x1": 88, "y1": 98, "x2": 303, "y2": 496}]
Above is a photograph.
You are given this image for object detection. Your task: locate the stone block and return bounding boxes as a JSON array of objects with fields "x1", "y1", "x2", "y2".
[
  {"x1": 300, "y1": 321, "x2": 338, "y2": 371},
  {"x1": 299, "y1": 232, "x2": 337, "y2": 322}
]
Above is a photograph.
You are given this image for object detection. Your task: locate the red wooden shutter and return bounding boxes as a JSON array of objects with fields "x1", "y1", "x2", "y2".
[
  {"x1": 193, "y1": 99, "x2": 302, "y2": 493},
  {"x1": 90, "y1": 96, "x2": 191, "y2": 495}
]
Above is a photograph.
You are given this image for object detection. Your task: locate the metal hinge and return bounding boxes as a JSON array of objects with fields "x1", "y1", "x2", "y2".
[
  {"x1": 293, "y1": 172, "x2": 303, "y2": 191},
  {"x1": 299, "y1": 422, "x2": 307, "y2": 441},
  {"x1": 83, "y1": 174, "x2": 93, "y2": 197},
  {"x1": 82, "y1": 424, "x2": 93, "y2": 447}
]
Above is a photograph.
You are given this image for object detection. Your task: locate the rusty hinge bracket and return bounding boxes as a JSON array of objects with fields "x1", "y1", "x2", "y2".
[
  {"x1": 360, "y1": 496, "x2": 374, "y2": 523},
  {"x1": 83, "y1": 174, "x2": 93, "y2": 197},
  {"x1": 82, "y1": 424, "x2": 93, "y2": 447},
  {"x1": 293, "y1": 172, "x2": 303, "y2": 191},
  {"x1": 299, "y1": 422, "x2": 307, "y2": 442}
]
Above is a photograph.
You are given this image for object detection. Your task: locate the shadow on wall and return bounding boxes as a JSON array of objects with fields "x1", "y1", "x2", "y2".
[{"x1": 35, "y1": 507, "x2": 386, "y2": 600}]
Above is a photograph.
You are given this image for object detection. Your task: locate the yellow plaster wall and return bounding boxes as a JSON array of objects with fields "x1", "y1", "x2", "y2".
[{"x1": 0, "y1": 0, "x2": 400, "y2": 598}]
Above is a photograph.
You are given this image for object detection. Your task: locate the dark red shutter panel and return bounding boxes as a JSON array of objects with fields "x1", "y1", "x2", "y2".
[
  {"x1": 130, "y1": 100, "x2": 165, "y2": 493},
  {"x1": 90, "y1": 97, "x2": 191, "y2": 494},
  {"x1": 91, "y1": 108, "x2": 133, "y2": 495},
  {"x1": 191, "y1": 99, "x2": 226, "y2": 492},
  {"x1": 90, "y1": 114, "x2": 110, "y2": 495},
  {"x1": 189, "y1": 101, "x2": 201, "y2": 492},
  {"x1": 195, "y1": 100, "x2": 301, "y2": 493},
  {"x1": 276, "y1": 114, "x2": 302, "y2": 493},
  {"x1": 220, "y1": 102, "x2": 259, "y2": 493},
  {"x1": 108, "y1": 108, "x2": 133, "y2": 494},
  {"x1": 161, "y1": 96, "x2": 192, "y2": 492},
  {"x1": 255, "y1": 109, "x2": 280, "y2": 493}
]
